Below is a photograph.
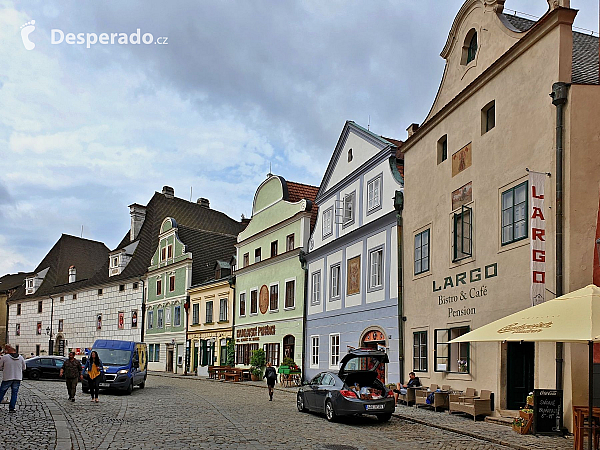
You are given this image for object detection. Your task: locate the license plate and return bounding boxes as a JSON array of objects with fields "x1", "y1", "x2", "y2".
[
  {"x1": 365, "y1": 404, "x2": 385, "y2": 410},
  {"x1": 99, "y1": 383, "x2": 110, "y2": 388}
]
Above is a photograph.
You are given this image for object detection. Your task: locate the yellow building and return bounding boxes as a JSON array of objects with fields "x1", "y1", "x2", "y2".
[{"x1": 188, "y1": 261, "x2": 235, "y2": 376}]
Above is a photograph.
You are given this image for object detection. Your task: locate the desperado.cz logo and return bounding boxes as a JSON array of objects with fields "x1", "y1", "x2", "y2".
[{"x1": 20, "y1": 20, "x2": 168, "y2": 50}]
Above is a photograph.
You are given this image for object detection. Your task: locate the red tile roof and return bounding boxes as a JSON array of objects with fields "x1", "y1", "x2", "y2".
[{"x1": 286, "y1": 181, "x2": 319, "y2": 231}]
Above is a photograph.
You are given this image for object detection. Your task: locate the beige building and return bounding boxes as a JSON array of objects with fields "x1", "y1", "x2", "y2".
[
  {"x1": 188, "y1": 261, "x2": 235, "y2": 376},
  {"x1": 0, "y1": 273, "x2": 28, "y2": 348},
  {"x1": 400, "y1": 0, "x2": 599, "y2": 429}
]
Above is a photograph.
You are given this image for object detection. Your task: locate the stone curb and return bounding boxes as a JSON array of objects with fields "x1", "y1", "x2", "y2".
[{"x1": 24, "y1": 383, "x2": 72, "y2": 450}]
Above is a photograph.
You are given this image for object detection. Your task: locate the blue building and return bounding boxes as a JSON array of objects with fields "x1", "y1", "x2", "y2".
[{"x1": 303, "y1": 121, "x2": 404, "y2": 383}]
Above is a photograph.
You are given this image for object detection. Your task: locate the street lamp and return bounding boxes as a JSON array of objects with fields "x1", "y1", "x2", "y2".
[{"x1": 46, "y1": 326, "x2": 50, "y2": 335}]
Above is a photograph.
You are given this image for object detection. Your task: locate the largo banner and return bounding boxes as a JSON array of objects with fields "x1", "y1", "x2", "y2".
[{"x1": 530, "y1": 171, "x2": 546, "y2": 306}]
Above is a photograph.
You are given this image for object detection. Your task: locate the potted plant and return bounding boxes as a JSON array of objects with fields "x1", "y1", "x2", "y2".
[
  {"x1": 249, "y1": 348, "x2": 266, "y2": 381},
  {"x1": 457, "y1": 359, "x2": 468, "y2": 373},
  {"x1": 226, "y1": 340, "x2": 235, "y2": 367}
]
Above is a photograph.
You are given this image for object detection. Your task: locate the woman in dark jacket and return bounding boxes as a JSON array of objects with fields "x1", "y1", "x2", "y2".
[
  {"x1": 84, "y1": 351, "x2": 104, "y2": 403},
  {"x1": 263, "y1": 362, "x2": 277, "y2": 401}
]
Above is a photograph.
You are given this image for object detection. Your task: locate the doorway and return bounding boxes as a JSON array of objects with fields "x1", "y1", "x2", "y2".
[
  {"x1": 167, "y1": 348, "x2": 174, "y2": 372},
  {"x1": 35, "y1": 344, "x2": 40, "y2": 356},
  {"x1": 507, "y1": 342, "x2": 534, "y2": 410},
  {"x1": 283, "y1": 335, "x2": 295, "y2": 363},
  {"x1": 360, "y1": 328, "x2": 387, "y2": 383}
]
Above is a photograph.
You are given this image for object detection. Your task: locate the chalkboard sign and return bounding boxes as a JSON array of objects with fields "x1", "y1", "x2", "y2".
[{"x1": 533, "y1": 389, "x2": 563, "y2": 435}]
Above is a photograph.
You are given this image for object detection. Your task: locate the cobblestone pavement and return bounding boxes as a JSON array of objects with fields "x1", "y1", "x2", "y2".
[{"x1": 0, "y1": 372, "x2": 574, "y2": 450}]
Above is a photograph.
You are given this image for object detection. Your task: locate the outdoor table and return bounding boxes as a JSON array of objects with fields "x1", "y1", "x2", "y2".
[{"x1": 573, "y1": 405, "x2": 600, "y2": 450}]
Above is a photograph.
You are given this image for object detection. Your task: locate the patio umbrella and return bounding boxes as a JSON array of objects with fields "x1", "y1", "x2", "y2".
[{"x1": 450, "y1": 284, "x2": 600, "y2": 449}]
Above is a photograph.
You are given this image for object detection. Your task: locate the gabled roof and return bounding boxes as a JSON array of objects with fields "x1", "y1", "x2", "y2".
[
  {"x1": 0, "y1": 272, "x2": 30, "y2": 294},
  {"x1": 9, "y1": 234, "x2": 110, "y2": 301}
]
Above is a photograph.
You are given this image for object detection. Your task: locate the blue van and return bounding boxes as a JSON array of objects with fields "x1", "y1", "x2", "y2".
[{"x1": 82, "y1": 340, "x2": 147, "y2": 394}]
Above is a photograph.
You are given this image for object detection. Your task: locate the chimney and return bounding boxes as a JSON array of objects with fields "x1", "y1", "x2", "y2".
[
  {"x1": 547, "y1": 0, "x2": 570, "y2": 9},
  {"x1": 241, "y1": 214, "x2": 251, "y2": 225},
  {"x1": 162, "y1": 186, "x2": 174, "y2": 198},
  {"x1": 68, "y1": 266, "x2": 76, "y2": 283},
  {"x1": 129, "y1": 203, "x2": 147, "y2": 241},
  {"x1": 197, "y1": 198, "x2": 210, "y2": 208},
  {"x1": 406, "y1": 123, "x2": 420, "y2": 138}
]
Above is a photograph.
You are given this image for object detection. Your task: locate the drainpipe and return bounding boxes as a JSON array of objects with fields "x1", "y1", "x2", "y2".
[
  {"x1": 394, "y1": 190, "x2": 405, "y2": 385},
  {"x1": 140, "y1": 279, "x2": 146, "y2": 343},
  {"x1": 49, "y1": 296, "x2": 54, "y2": 355},
  {"x1": 550, "y1": 82, "x2": 569, "y2": 393},
  {"x1": 184, "y1": 295, "x2": 190, "y2": 375},
  {"x1": 229, "y1": 275, "x2": 236, "y2": 368},
  {"x1": 300, "y1": 250, "x2": 308, "y2": 382}
]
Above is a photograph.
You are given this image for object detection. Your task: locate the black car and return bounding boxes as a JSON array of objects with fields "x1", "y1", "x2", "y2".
[
  {"x1": 25, "y1": 356, "x2": 68, "y2": 380},
  {"x1": 297, "y1": 349, "x2": 395, "y2": 422}
]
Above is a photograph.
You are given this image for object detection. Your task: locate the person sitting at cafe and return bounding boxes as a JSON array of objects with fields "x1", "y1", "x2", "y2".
[{"x1": 393, "y1": 372, "x2": 421, "y2": 404}]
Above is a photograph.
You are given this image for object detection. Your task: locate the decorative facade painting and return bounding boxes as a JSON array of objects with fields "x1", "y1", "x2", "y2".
[
  {"x1": 131, "y1": 310, "x2": 138, "y2": 328},
  {"x1": 118, "y1": 312, "x2": 124, "y2": 330},
  {"x1": 15, "y1": 324, "x2": 20, "y2": 336},
  {"x1": 259, "y1": 285, "x2": 269, "y2": 314},
  {"x1": 452, "y1": 181, "x2": 473, "y2": 210},
  {"x1": 97, "y1": 314, "x2": 102, "y2": 330},
  {"x1": 347, "y1": 256, "x2": 361, "y2": 295},
  {"x1": 37, "y1": 322, "x2": 42, "y2": 335},
  {"x1": 452, "y1": 143, "x2": 472, "y2": 177},
  {"x1": 58, "y1": 319, "x2": 64, "y2": 333}
]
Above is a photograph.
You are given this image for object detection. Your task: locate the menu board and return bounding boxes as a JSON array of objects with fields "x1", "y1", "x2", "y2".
[{"x1": 533, "y1": 389, "x2": 563, "y2": 435}]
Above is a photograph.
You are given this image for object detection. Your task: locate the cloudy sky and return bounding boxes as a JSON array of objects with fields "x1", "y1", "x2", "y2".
[{"x1": 0, "y1": 0, "x2": 597, "y2": 275}]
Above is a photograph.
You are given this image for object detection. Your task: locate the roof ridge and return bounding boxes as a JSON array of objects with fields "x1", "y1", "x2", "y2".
[{"x1": 177, "y1": 223, "x2": 240, "y2": 239}]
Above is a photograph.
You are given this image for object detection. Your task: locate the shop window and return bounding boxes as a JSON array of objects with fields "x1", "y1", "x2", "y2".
[
  {"x1": 174, "y1": 305, "x2": 181, "y2": 326},
  {"x1": 342, "y1": 192, "x2": 356, "y2": 227},
  {"x1": 434, "y1": 326, "x2": 470, "y2": 373},
  {"x1": 250, "y1": 289, "x2": 258, "y2": 314},
  {"x1": 437, "y1": 135, "x2": 448, "y2": 164},
  {"x1": 235, "y1": 343, "x2": 258, "y2": 366},
  {"x1": 254, "y1": 248, "x2": 261, "y2": 263},
  {"x1": 330, "y1": 264, "x2": 340, "y2": 300},
  {"x1": 219, "y1": 298, "x2": 228, "y2": 321},
  {"x1": 154, "y1": 344, "x2": 160, "y2": 362},
  {"x1": 482, "y1": 101, "x2": 495, "y2": 134},
  {"x1": 192, "y1": 303, "x2": 199, "y2": 324},
  {"x1": 310, "y1": 336, "x2": 319, "y2": 368},
  {"x1": 270, "y1": 240, "x2": 278, "y2": 258},
  {"x1": 311, "y1": 271, "x2": 321, "y2": 305},
  {"x1": 206, "y1": 301, "x2": 213, "y2": 323},
  {"x1": 502, "y1": 181, "x2": 528, "y2": 245},
  {"x1": 16, "y1": 304, "x2": 21, "y2": 315},
  {"x1": 169, "y1": 275, "x2": 175, "y2": 292},
  {"x1": 269, "y1": 284, "x2": 279, "y2": 311},
  {"x1": 147, "y1": 310, "x2": 153, "y2": 329},
  {"x1": 38, "y1": 300, "x2": 43, "y2": 313},
  {"x1": 156, "y1": 279, "x2": 162, "y2": 296},
  {"x1": 263, "y1": 343, "x2": 280, "y2": 367},
  {"x1": 286, "y1": 234, "x2": 295, "y2": 252},
  {"x1": 330, "y1": 333, "x2": 340, "y2": 368},
  {"x1": 157, "y1": 309, "x2": 164, "y2": 328},
  {"x1": 414, "y1": 229, "x2": 430, "y2": 275},
  {"x1": 239, "y1": 292, "x2": 246, "y2": 316},
  {"x1": 367, "y1": 174, "x2": 382, "y2": 213},
  {"x1": 453, "y1": 205, "x2": 473, "y2": 262},
  {"x1": 285, "y1": 280, "x2": 295, "y2": 309},
  {"x1": 368, "y1": 247, "x2": 384, "y2": 290},
  {"x1": 322, "y1": 207, "x2": 333, "y2": 238},
  {"x1": 413, "y1": 331, "x2": 428, "y2": 372},
  {"x1": 148, "y1": 344, "x2": 155, "y2": 362},
  {"x1": 243, "y1": 253, "x2": 249, "y2": 267}
]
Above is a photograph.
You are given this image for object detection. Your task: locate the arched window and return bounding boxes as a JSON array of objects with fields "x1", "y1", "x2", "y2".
[{"x1": 466, "y1": 31, "x2": 477, "y2": 64}]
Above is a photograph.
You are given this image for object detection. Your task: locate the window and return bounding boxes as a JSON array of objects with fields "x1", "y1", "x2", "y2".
[
  {"x1": 161, "y1": 247, "x2": 166, "y2": 261},
  {"x1": 15, "y1": 324, "x2": 20, "y2": 336},
  {"x1": 72, "y1": 294, "x2": 77, "y2": 300},
  {"x1": 435, "y1": 327, "x2": 470, "y2": 373},
  {"x1": 437, "y1": 135, "x2": 448, "y2": 164},
  {"x1": 148, "y1": 344, "x2": 154, "y2": 362},
  {"x1": 369, "y1": 248, "x2": 384, "y2": 290},
  {"x1": 192, "y1": 303, "x2": 199, "y2": 324},
  {"x1": 239, "y1": 292, "x2": 246, "y2": 316},
  {"x1": 58, "y1": 319, "x2": 64, "y2": 333},
  {"x1": 286, "y1": 234, "x2": 295, "y2": 252},
  {"x1": 27, "y1": 278, "x2": 33, "y2": 288},
  {"x1": 36, "y1": 322, "x2": 42, "y2": 335},
  {"x1": 263, "y1": 343, "x2": 280, "y2": 367},
  {"x1": 219, "y1": 298, "x2": 228, "y2": 321},
  {"x1": 38, "y1": 301, "x2": 43, "y2": 313},
  {"x1": 461, "y1": 29, "x2": 477, "y2": 64},
  {"x1": 330, "y1": 265, "x2": 340, "y2": 299},
  {"x1": 16, "y1": 304, "x2": 21, "y2": 315},
  {"x1": 322, "y1": 207, "x2": 333, "y2": 238},
  {"x1": 167, "y1": 244, "x2": 173, "y2": 259},
  {"x1": 367, "y1": 175, "x2": 382, "y2": 212},
  {"x1": 270, "y1": 240, "x2": 278, "y2": 258},
  {"x1": 348, "y1": 148, "x2": 353, "y2": 162},
  {"x1": 235, "y1": 343, "x2": 258, "y2": 366},
  {"x1": 414, "y1": 229, "x2": 430, "y2": 275},
  {"x1": 330, "y1": 334, "x2": 340, "y2": 368},
  {"x1": 206, "y1": 301, "x2": 213, "y2": 323},
  {"x1": 285, "y1": 280, "x2": 295, "y2": 309},
  {"x1": 98, "y1": 289, "x2": 103, "y2": 295},
  {"x1": 467, "y1": 32, "x2": 477, "y2": 62},
  {"x1": 453, "y1": 205, "x2": 473, "y2": 262},
  {"x1": 311, "y1": 272, "x2": 321, "y2": 305},
  {"x1": 111, "y1": 256, "x2": 119, "y2": 267},
  {"x1": 154, "y1": 344, "x2": 160, "y2": 362},
  {"x1": 243, "y1": 253, "x2": 249, "y2": 267},
  {"x1": 60, "y1": 296, "x2": 64, "y2": 302},
  {"x1": 343, "y1": 192, "x2": 356, "y2": 226},
  {"x1": 250, "y1": 290, "x2": 258, "y2": 314},
  {"x1": 502, "y1": 182, "x2": 528, "y2": 245},
  {"x1": 169, "y1": 275, "x2": 175, "y2": 292},
  {"x1": 413, "y1": 331, "x2": 428, "y2": 372},
  {"x1": 157, "y1": 309, "x2": 164, "y2": 328},
  {"x1": 174, "y1": 305, "x2": 181, "y2": 326},
  {"x1": 482, "y1": 100, "x2": 495, "y2": 134},
  {"x1": 254, "y1": 248, "x2": 261, "y2": 263},
  {"x1": 310, "y1": 336, "x2": 319, "y2": 367},
  {"x1": 119, "y1": 284, "x2": 125, "y2": 292},
  {"x1": 147, "y1": 310, "x2": 153, "y2": 329},
  {"x1": 165, "y1": 306, "x2": 171, "y2": 324},
  {"x1": 269, "y1": 284, "x2": 278, "y2": 311},
  {"x1": 133, "y1": 282, "x2": 139, "y2": 290},
  {"x1": 156, "y1": 279, "x2": 162, "y2": 295}
]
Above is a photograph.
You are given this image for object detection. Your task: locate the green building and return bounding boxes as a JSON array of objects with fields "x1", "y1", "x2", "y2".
[{"x1": 234, "y1": 175, "x2": 318, "y2": 369}]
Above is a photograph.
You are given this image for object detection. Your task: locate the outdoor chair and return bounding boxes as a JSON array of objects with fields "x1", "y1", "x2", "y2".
[
  {"x1": 415, "y1": 384, "x2": 438, "y2": 407},
  {"x1": 449, "y1": 389, "x2": 493, "y2": 421}
]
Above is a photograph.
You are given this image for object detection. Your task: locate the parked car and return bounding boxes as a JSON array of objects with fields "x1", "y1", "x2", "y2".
[
  {"x1": 25, "y1": 356, "x2": 68, "y2": 380},
  {"x1": 297, "y1": 348, "x2": 395, "y2": 422}
]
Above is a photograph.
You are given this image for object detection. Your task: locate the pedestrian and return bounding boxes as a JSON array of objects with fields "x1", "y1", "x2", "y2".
[
  {"x1": 0, "y1": 344, "x2": 27, "y2": 412},
  {"x1": 84, "y1": 351, "x2": 104, "y2": 403},
  {"x1": 263, "y1": 361, "x2": 277, "y2": 401},
  {"x1": 60, "y1": 351, "x2": 83, "y2": 402}
]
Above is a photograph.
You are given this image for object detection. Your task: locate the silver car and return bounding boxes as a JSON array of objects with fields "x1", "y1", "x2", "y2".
[{"x1": 297, "y1": 349, "x2": 395, "y2": 422}]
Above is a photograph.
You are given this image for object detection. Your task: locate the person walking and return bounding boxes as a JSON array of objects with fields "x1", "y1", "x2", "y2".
[
  {"x1": 263, "y1": 361, "x2": 277, "y2": 401},
  {"x1": 60, "y1": 352, "x2": 83, "y2": 402},
  {"x1": 84, "y1": 351, "x2": 104, "y2": 403},
  {"x1": 0, "y1": 344, "x2": 27, "y2": 412}
]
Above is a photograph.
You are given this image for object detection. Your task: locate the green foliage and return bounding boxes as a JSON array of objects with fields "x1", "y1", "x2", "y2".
[
  {"x1": 251, "y1": 366, "x2": 263, "y2": 378},
  {"x1": 282, "y1": 356, "x2": 295, "y2": 367},
  {"x1": 250, "y1": 348, "x2": 266, "y2": 368},
  {"x1": 226, "y1": 340, "x2": 235, "y2": 367}
]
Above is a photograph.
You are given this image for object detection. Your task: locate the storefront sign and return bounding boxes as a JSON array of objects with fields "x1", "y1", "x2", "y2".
[
  {"x1": 497, "y1": 321, "x2": 553, "y2": 334},
  {"x1": 452, "y1": 181, "x2": 472, "y2": 210},
  {"x1": 236, "y1": 325, "x2": 276, "y2": 342},
  {"x1": 452, "y1": 143, "x2": 471, "y2": 177},
  {"x1": 530, "y1": 171, "x2": 546, "y2": 306},
  {"x1": 433, "y1": 263, "x2": 497, "y2": 292}
]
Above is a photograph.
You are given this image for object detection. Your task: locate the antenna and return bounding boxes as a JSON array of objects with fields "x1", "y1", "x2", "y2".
[
  {"x1": 81, "y1": 225, "x2": 83, "y2": 238},
  {"x1": 267, "y1": 162, "x2": 272, "y2": 177},
  {"x1": 190, "y1": 186, "x2": 193, "y2": 202},
  {"x1": 368, "y1": 115, "x2": 371, "y2": 131}
]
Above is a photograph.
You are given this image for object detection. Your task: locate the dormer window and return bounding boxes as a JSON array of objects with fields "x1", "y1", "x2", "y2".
[
  {"x1": 27, "y1": 279, "x2": 33, "y2": 289},
  {"x1": 461, "y1": 29, "x2": 478, "y2": 65},
  {"x1": 111, "y1": 256, "x2": 119, "y2": 268},
  {"x1": 167, "y1": 244, "x2": 173, "y2": 259}
]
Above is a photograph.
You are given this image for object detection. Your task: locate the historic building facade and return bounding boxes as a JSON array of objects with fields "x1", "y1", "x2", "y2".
[
  {"x1": 400, "y1": 0, "x2": 600, "y2": 429},
  {"x1": 234, "y1": 176, "x2": 317, "y2": 369},
  {"x1": 0, "y1": 273, "x2": 28, "y2": 347},
  {"x1": 304, "y1": 121, "x2": 404, "y2": 383}
]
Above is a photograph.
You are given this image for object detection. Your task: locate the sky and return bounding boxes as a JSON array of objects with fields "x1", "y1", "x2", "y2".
[{"x1": 0, "y1": 0, "x2": 598, "y2": 275}]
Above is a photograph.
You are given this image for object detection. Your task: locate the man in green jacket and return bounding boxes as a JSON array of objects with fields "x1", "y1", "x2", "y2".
[{"x1": 59, "y1": 352, "x2": 83, "y2": 402}]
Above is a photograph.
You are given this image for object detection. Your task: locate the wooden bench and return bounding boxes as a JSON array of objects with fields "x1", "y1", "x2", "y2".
[{"x1": 224, "y1": 371, "x2": 241, "y2": 382}]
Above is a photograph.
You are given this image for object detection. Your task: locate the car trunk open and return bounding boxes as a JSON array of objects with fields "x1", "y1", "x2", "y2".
[{"x1": 338, "y1": 350, "x2": 390, "y2": 399}]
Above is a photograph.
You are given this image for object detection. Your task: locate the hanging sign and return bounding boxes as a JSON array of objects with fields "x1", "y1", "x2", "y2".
[{"x1": 530, "y1": 171, "x2": 546, "y2": 306}]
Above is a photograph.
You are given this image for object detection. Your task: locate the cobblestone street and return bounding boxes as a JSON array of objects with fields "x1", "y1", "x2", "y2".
[{"x1": 0, "y1": 373, "x2": 573, "y2": 450}]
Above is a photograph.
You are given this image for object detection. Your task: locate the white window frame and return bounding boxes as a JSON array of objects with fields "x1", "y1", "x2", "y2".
[
  {"x1": 250, "y1": 288, "x2": 258, "y2": 315},
  {"x1": 269, "y1": 282, "x2": 279, "y2": 312},
  {"x1": 167, "y1": 244, "x2": 173, "y2": 259},
  {"x1": 219, "y1": 298, "x2": 228, "y2": 321},
  {"x1": 157, "y1": 309, "x2": 164, "y2": 328},
  {"x1": 367, "y1": 174, "x2": 383, "y2": 213},
  {"x1": 111, "y1": 256, "x2": 119, "y2": 268},
  {"x1": 169, "y1": 275, "x2": 175, "y2": 292},
  {"x1": 311, "y1": 271, "x2": 321, "y2": 305},
  {"x1": 284, "y1": 277, "x2": 296, "y2": 310},
  {"x1": 174, "y1": 305, "x2": 181, "y2": 326},
  {"x1": 310, "y1": 335, "x2": 320, "y2": 369},
  {"x1": 329, "y1": 264, "x2": 341, "y2": 300},
  {"x1": 368, "y1": 247, "x2": 384, "y2": 291},
  {"x1": 239, "y1": 291, "x2": 246, "y2": 317},
  {"x1": 329, "y1": 333, "x2": 340, "y2": 369},
  {"x1": 147, "y1": 310, "x2": 153, "y2": 329},
  {"x1": 342, "y1": 192, "x2": 356, "y2": 227},
  {"x1": 322, "y1": 207, "x2": 333, "y2": 238},
  {"x1": 192, "y1": 303, "x2": 199, "y2": 325},
  {"x1": 206, "y1": 301, "x2": 214, "y2": 323}
]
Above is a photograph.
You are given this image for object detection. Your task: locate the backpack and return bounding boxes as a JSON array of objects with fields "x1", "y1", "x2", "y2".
[{"x1": 267, "y1": 368, "x2": 277, "y2": 380}]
